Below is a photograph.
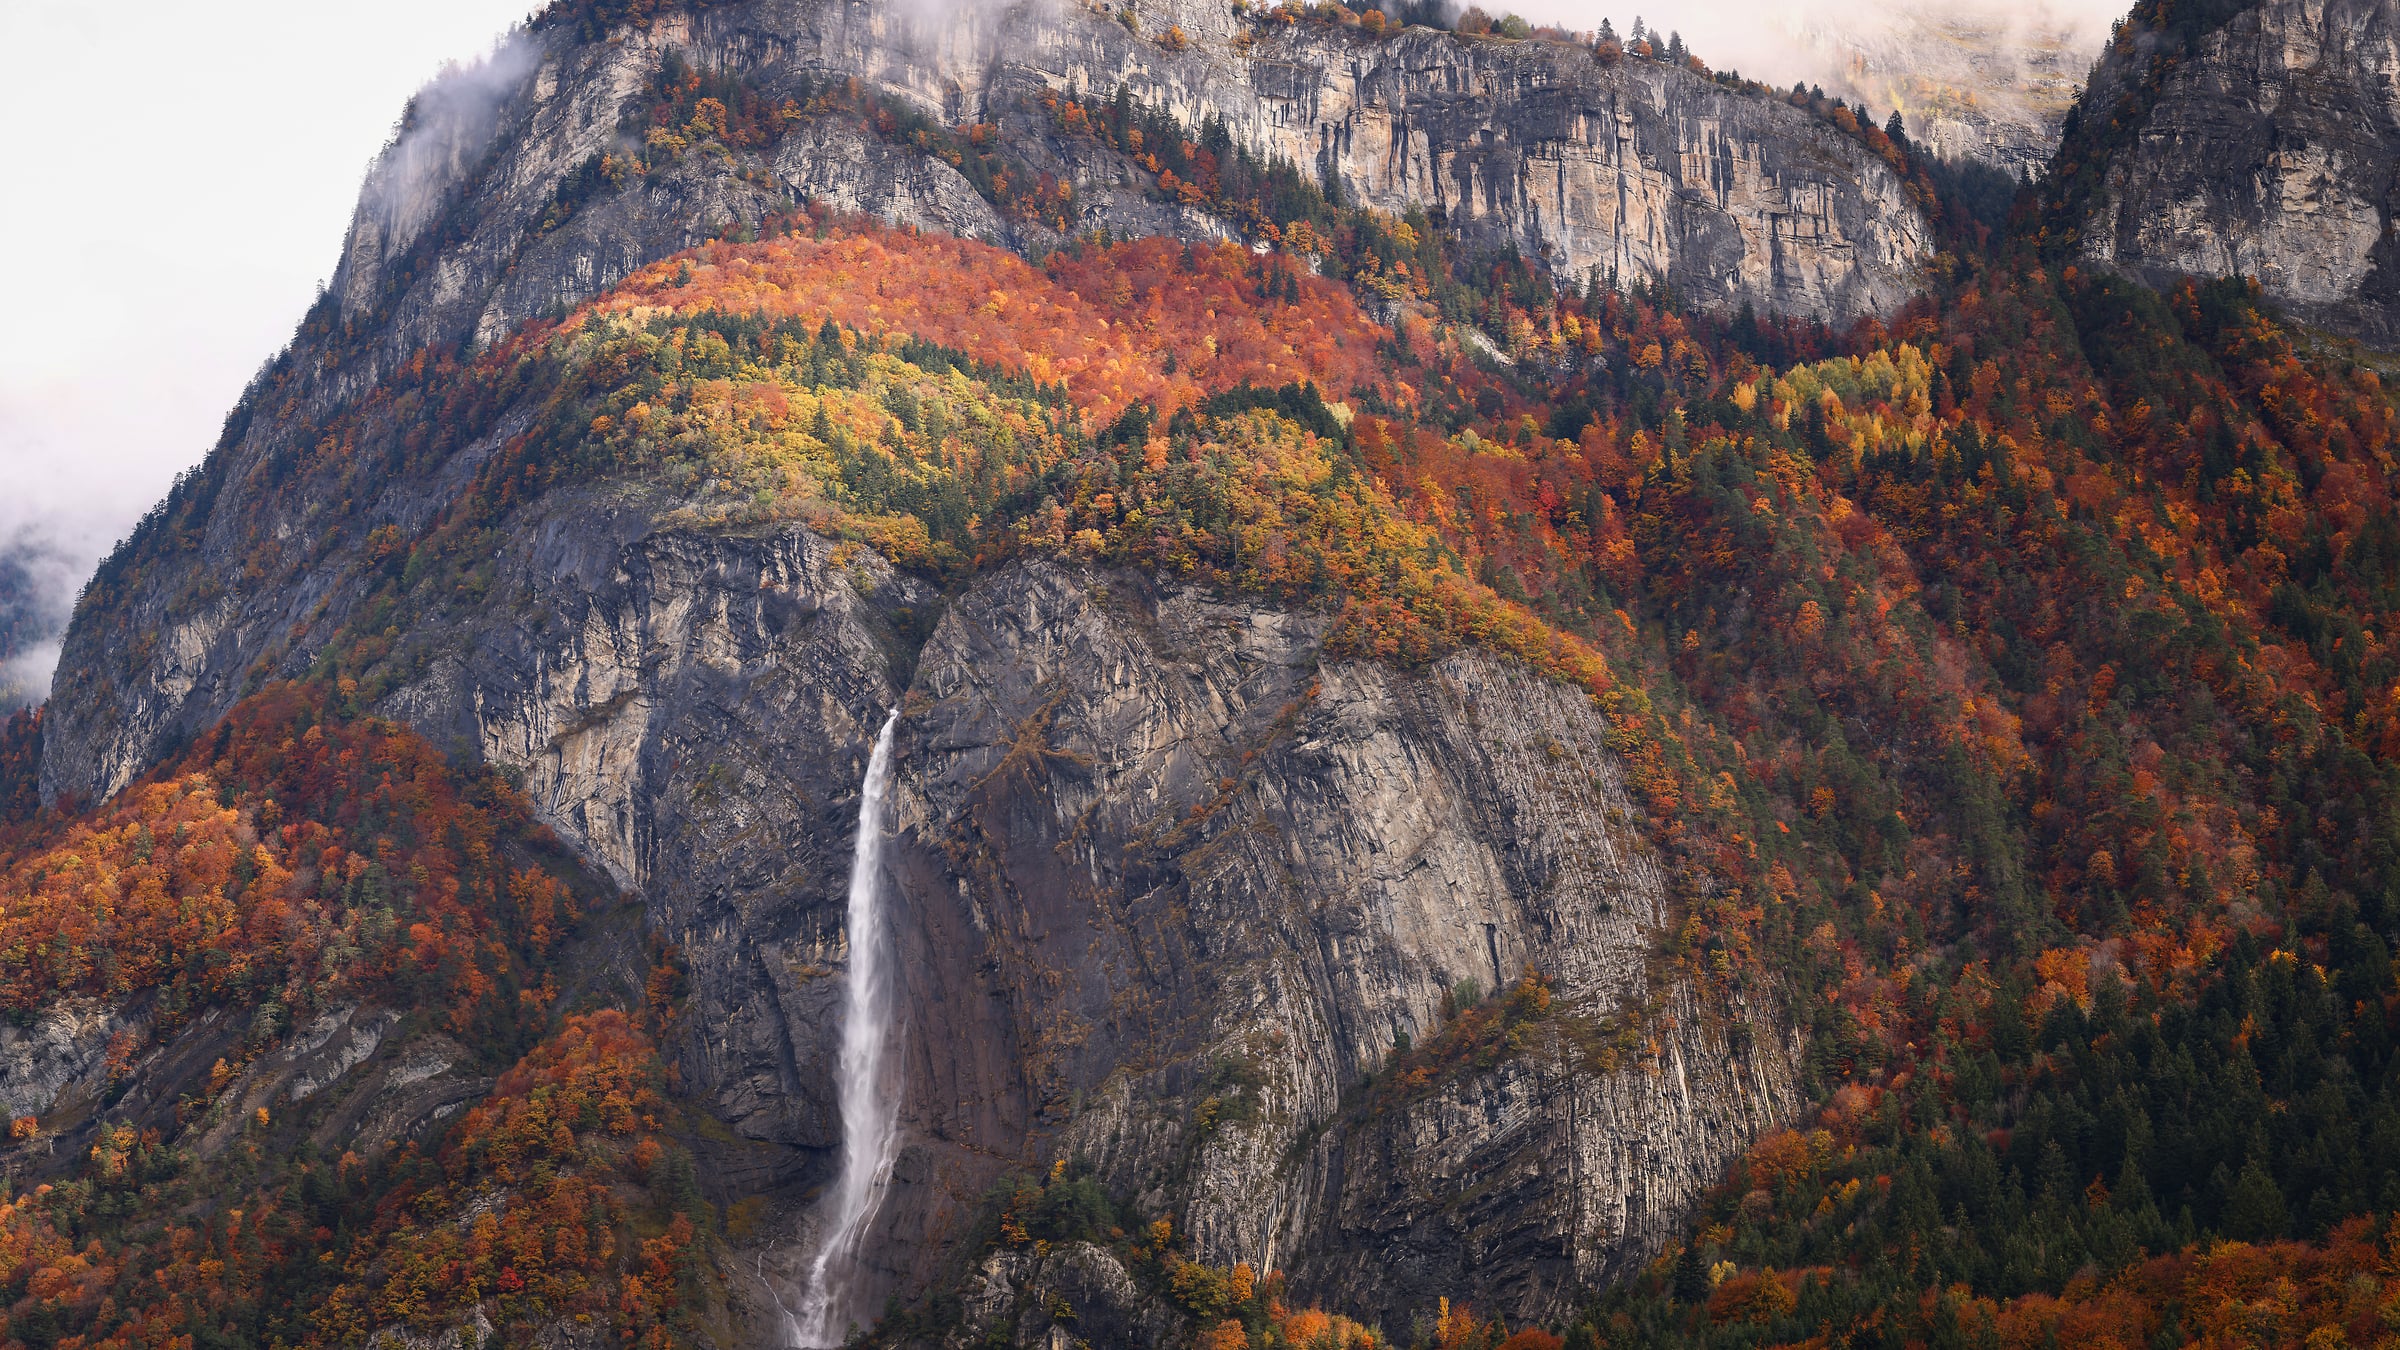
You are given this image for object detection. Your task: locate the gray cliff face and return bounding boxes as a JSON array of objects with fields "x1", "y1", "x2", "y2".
[
  {"x1": 2079, "y1": 0, "x2": 2400, "y2": 342},
  {"x1": 0, "y1": 1002, "x2": 137, "y2": 1127},
  {"x1": 310, "y1": 0, "x2": 1929, "y2": 441},
  {"x1": 335, "y1": 1, "x2": 1930, "y2": 359},
  {"x1": 367, "y1": 517, "x2": 1795, "y2": 1333}
]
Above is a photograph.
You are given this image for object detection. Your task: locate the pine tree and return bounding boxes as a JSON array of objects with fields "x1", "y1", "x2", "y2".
[
  {"x1": 1672, "y1": 1241, "x2": 1709, "y2": 1304},
  {"x1": 2223, "y1": 1159, "x2": 2290, "y2": 1240}
]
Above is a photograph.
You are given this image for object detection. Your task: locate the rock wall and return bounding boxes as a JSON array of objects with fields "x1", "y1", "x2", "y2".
[
  {"x1": 367, "y1": 515, "x2": 1797, "y2": 1334},
  {"x1": 311, "y1": 0, "x2": 1935, "y2": 439},
  {"x1": 2077, "y1": 0, "x2": 2400, "y2": 343}
]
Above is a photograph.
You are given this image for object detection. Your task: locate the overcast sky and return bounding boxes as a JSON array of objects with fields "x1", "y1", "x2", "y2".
[
  {"x1": 0, "y1": 0, "x2": 2122, "y2": 678},
  {"x1": 0, "y1": 0, "x2": 539, "y2": 568}
]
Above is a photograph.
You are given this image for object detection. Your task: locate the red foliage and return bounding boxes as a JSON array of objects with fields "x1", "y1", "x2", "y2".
[
  {"x1": 314, "y1": 1011, "x2": 693, "y2": 1345},
  {"x1": 570, "y1": 221, "x2": 1424, "y2": 425}
]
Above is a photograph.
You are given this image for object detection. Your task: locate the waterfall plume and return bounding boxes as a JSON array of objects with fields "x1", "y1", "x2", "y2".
[{"x1": 791, "y1": 709, "x2": 904, "y2": 1348}]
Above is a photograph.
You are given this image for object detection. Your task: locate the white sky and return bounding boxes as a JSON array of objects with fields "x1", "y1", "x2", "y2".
[
  {"x1": 0, "y1": 0, "x2": 2121, "y2": 654},
  {"x1": 0, "y1": 0, "x2": 538, "y2": 573}
]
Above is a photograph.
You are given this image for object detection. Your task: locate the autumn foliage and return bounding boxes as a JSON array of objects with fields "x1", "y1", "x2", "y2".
[
  {"x1": 570, "y1": 224, "x2": 1413, "y2": 426},
  {"x1": 313, "y1": 1011, "x2": 697, "y2": 1347},
  {"x1": 0, "y1": 1013, "x2": 700, "y2": 1350},
  {"x1": 28, "y1": 45, "x2": 2400, "y2": 1345},
  {"x1": 0, "y1": 687, "x2": 707, "y2": 1350},
  {"x1": 0, "y1": 681, "x2": 574, "y2": 1036}
]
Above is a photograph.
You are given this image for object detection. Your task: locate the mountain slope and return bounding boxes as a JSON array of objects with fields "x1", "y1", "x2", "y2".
[
  {"x1": 0, "y1": 683, "x2": 718, "y2": 1350},
  {"x1": 14, "y1": 0, "x2": 2400, "y2": 1347},
  {"x1": 21, "y1": 208, "x2": 1830, "y2": 1340}
]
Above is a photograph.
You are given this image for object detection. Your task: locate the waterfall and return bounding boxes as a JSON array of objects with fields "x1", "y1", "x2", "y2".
[{"x1": 790, "y1": 709, "x2": 904, "y2": 1348}]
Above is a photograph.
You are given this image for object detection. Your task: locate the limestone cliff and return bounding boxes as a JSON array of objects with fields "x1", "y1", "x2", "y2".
[{"x1": 2074, "y1": 0, "x2": 2400, "y2": 343}]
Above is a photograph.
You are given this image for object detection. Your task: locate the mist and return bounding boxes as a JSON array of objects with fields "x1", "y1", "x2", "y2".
[
  {"x1": 1497, "y1": 0, "x2": 2121, "y2": 166},
  {"x1": 353, "y1": 33, "x2": 546, "y2": 276},
  {"x1": 0, "y1": 0, "x2": 538, "y2": 708},
  {"x1": 1553, "y1": 0, "x2": 2117, "y2": 91},
  {"x1": 0, "y1": 523, "x2": 88, "y2": 711}
]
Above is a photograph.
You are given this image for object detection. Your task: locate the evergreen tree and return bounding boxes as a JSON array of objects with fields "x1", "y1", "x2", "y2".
[
  {"x1": 1672, "y1": 1241, "x2": 1710, "y2": 1305},
  {"x1": 2222, "y1": 1160, "x2": 2290, "y2": 1241}
]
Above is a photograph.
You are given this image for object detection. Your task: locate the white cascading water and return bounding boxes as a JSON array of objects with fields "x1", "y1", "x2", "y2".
[{"x1": 790, "y1": 710, "x2": 904, "y2": 1348}]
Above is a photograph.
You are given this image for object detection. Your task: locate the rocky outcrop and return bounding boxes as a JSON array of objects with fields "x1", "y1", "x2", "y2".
[
  {"x1": 0, "y1": 1000, "x2": 496, "y2": 1190},
  {"x1": 2076, "y1": 0, "x2": 2400, "y2": 343},
  {"x1": 0, "y1": 1001, "x2": 137, "y2": 1126},
  {"x1": 949, "y1": 1242, "x2": 1182, "y2": 1350},
  {"x1": 1272, "y1": 986, "x2": 1795, "y2": 1319}
]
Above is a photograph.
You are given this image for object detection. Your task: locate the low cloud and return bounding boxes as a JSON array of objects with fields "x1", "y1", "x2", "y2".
[
  {"x1": 1512, "y1": 0, "x2": 2121, "y2": 164},
  {"x1": 0, "y1": 520, "x2": 101, "y2": 711},
  {"x1": 354, "y1": 30, "x2": 545, "y2": 265},
  {"x1": 1527, "y1": 0, "x2": 2119, "y2": 94},
  {"x1": 1, "y1": 641, "x2": 62, "y2": 713}
]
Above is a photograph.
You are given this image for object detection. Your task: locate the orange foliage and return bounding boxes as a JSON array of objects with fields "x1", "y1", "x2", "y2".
[
  {"x1": 0, "y1": 682, "x2": 576, "y2": 1035},
  {"x1": 313, "y1": 1011, "x2": 692, "y2": 1346},
  {"x1": 1947, "y1": 1217, "x2": 2400, "y2": 1350},
  {"x1": 570, "y1": 222, "x2": 1415, "y2": 426}
]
